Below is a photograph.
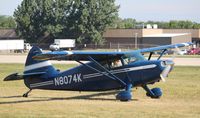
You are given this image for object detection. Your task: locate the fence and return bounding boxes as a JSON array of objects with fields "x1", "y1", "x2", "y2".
[
  {"x1": 31, "y1": 43, "x2": 159, "y2": 50},
  {"x1": 0, "y1": 42, "x2": 192, "y2": 54}
]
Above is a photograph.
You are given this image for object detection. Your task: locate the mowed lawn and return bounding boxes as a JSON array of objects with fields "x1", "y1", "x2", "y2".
[{"x1": 0, "y1": 63, "x2": 200, "y2": 118}]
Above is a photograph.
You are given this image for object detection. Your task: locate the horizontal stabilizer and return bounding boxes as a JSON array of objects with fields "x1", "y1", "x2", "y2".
[
  {"x1": 3, "y1": 73, "x2": 23, "y2": 81},
  {"x1": 23, "y1": 72, "x2": 46, "y2": 77},
  {"x1": 4, "y1": 72, "x2": 46, "y2": 81}
]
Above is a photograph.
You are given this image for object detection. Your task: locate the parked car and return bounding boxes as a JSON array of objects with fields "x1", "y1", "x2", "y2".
[
  {"x1": 155, "y1": 50, "x2": 174, "y2": 55},
  {"x1": 187, "y1": 48, "x2": 200, "y2": 55},
  {"x1": 178, "y1": 49, "x2": 187, "y2": 55}
]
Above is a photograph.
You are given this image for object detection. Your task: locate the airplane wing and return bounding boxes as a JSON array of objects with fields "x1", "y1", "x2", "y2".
[
  {"x1": 136, "y1": 42, "x2": 193, "y2": 53},
  {"x1": 33, "y1": 51, "x2": 127, "y2": 61},
  {"x1": 33, "y1": 42, "x2": 193, "y2": 61}
]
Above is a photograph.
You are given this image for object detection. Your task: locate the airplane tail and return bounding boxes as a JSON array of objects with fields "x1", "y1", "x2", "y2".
[
  {"x1": 4, "y1": 46, "x2": 58, "y2": 81},
  {"x1": 24, "y1": 46, "x2": 58, "y2": 77}
]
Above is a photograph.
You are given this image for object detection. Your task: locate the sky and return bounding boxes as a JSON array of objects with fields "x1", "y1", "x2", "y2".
[{"x1": 0, "y1": 0, "x2": 199, "y2": 23}]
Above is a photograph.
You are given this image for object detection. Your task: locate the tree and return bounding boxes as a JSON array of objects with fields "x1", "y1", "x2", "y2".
[
  {"x1": 14, "y1": 0, "x2": 119, "y2": 44},
  {"x1": 14, "y1": 0, "x2": 54, "y2": 43},
  {"x1": 0, "y1": 15, "x2": 16, "y2": 28},
  {"x1": 61, "y1": 0, "x2": 119, "y2": 44},
  {"x1": 123, "y1": 18, "x2": 136, "y2": 28},
  {"x1": 113, "y1": 17, "x2": 125, "y2": 28}
]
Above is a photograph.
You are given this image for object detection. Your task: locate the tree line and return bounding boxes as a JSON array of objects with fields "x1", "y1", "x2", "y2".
[
  {"x1": 112, "y1": 18, "x2": 200, "y2": 29},
  {"x1": 2, "y1": 15, "x2": 199, "y2": 30},
  {"x1": 0, "y1": 15, "x2": 16, "y2": 28}
]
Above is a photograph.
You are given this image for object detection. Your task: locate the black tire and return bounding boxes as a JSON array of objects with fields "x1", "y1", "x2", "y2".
[
  {"x1": 151, "y1": 88, "x2": 162, "y2": 98},
  {"x1": 23, "y1": 93, "x2": 28, "y2": 97}
]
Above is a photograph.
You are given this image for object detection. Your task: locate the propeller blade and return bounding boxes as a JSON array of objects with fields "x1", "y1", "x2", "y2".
[
  {"x1": 160, "y1": 65, "x2": 171, "y2": 82},
  {"x1": 160, "y1": 75, "x2": 166, "y2": 82},
  {"x1": 171, "y1": 46, "x2": 181, "y2": 60}
]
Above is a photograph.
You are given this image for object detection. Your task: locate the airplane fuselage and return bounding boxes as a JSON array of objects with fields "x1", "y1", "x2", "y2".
[{"x1": 24, "y1": 60, "x2": 166, "y2": 91}]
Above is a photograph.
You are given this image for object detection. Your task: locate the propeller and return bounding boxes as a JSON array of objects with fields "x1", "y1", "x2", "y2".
[
  {"x1": 160, "y1": 46, "x2": 181, "y2": 82},
  {"x1": 171, "y1": 46, "x2": 181, "y2": 60},
  {"x1": 160, "y1": 64, "x2": 171, "y2": 82}
]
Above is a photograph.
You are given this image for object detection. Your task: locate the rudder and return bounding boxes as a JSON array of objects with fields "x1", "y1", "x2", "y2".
[{"x1": 24, "y1": 46, "x2": 58, "y2": 78}]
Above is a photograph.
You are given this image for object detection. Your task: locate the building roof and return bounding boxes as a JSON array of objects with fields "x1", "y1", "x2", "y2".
[
  {"x1": 0, "y1": 29, "x2": 19, "y2": 39},
  {"x1": 104, "y1": 29, "x2": 200, "y2": 38},
  {"x1": 143, "y1": 33, "x2": 190, "y2": 37}
]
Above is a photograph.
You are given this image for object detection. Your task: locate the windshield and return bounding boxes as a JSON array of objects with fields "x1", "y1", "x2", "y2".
[
  {"x1": 101, "y1": 52, "x2": 146, "y2": 68},
  {"x1": 123, "y1": 52, "x2": 146, "y2": 65}
]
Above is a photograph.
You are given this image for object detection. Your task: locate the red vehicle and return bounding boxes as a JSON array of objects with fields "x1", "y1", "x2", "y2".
[{"x1": 187, "y1": 48, "x2": 200, "y2": 55}]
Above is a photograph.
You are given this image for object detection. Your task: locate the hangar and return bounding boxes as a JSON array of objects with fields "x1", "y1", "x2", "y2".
[
  {"x1": 142, "y1": 33, "x2": 191, "y2": 48},
  {"x1": 0, "y1": 29, "x2": 18, "y2": 39},
  {"x1": 0, "y1": 28, "x2": 199, "y2": 49},
  {"x1": 103, "y1": 29, "x2": 199, "y2": 48}
]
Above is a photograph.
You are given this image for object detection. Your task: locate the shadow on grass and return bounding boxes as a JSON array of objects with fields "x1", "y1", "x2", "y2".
[{"x1": 0, "y1": 91, "x2": 138, "y2": 104}]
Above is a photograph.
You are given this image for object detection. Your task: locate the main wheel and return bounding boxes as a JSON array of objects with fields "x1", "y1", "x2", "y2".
[
  {"x1": 151, "y1": 88, "x2": 162, "y2": 98},
  {"x1": 116, "y1": 91, "x2": 132, "y2": 101},
  {"x1": 146, "y1": 88, "x2": 162, "y2": 99}
]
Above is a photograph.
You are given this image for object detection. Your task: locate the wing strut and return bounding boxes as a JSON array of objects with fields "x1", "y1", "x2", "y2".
[
  {"x1": 148, "y1": 52, "x2": 153, "y2": 60},
  {"x1": 77, "y1": 61, "x2": 121, "y2": 84},
  {"x1": 87, "y1": 56, "x2": 126, "y2": 86},
  {"x1": 77, "y1": 60, "x2": 126, "y2": 86},
  {"x1": 157, "y1": 49, "x2": 167, "y2": 60},
  {"x1": 77, "y1": 56, "x2": 126, "y2": 86}
]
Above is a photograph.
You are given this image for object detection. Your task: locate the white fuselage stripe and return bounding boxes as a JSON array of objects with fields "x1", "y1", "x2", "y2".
[
  {"x1": 30, "y1": 80, "x2": 54, "y2": 88},
  {"x1": 25, "y1": 61, "x2": 52, "y2": 71},
  {"x1": 83, "y1": 64, "x2": 157, "y2": 79}
]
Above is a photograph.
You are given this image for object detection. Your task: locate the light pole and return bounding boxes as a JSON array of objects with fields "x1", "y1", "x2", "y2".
[{"x1": 135, "y1": 33, "x2": 138, "y2": 49}]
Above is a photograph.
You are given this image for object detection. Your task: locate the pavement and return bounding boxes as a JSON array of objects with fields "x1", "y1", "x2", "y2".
[
  {"x1": 0, "y1": 55, "x2": 79, "y2": 64},
  {"x1": 0, "y1": 55, "x2": 200, "y2": 66}
]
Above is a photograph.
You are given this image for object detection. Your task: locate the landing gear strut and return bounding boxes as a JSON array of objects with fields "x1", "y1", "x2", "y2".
[
  {"x1": 23, "y1": 89, "x2": 32, "y2": 97},
  {"x1": 142, "y1": 85, "x2": 162, "y2": 99}
]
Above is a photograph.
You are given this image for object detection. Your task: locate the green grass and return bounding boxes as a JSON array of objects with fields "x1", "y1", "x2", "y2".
[{"x1": 0, "y1": 64, "x2": 200, "y2": 118}]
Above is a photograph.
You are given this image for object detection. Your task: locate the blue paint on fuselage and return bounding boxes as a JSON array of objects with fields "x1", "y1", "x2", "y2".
[{"x1": 25, "y1": 60, "x2": 166, "y2": 91}]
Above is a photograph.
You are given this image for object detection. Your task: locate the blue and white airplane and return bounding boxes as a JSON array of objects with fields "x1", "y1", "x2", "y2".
[{"x1": 4, "y1": 42, "x2": 192, "y2": 101}]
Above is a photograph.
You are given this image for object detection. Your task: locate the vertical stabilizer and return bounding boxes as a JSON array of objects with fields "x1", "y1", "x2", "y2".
[{"x1": 24, "y1": 46, "x2": 58, "y2": 78}]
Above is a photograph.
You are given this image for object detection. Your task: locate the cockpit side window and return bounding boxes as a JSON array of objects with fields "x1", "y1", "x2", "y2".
[
  {"x1": 123, "y1": 57, "x2": 137, "y2": 65},
  {"x1": 110, "y1": 59, "x2": 122, "y2": 68},
  {"x1": 122, "y1": 52, "x2": 146, "y2": 65},
  {"x1": 100, "y1": 61, "x2": 110, "y2": 70},
  {"x1": 100, "y1": 59, "x2": 123, "y2": 69}
]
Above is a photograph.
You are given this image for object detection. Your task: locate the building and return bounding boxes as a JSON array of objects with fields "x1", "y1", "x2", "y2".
[
  {"x1": 0, "y1": 29, "x2": 19, "y2": 39},
  {"x1": 0, "y1": 28, "x2": 199, "y2": 49},
  {"x1": 103, "y1": 29, "x2": 199, "y2": 48},
  {"x1": 143, "y1": 33, "x2": 191, "y2": 47},
  {"x1": 0, "y1": 29, "x2": 24, "y2": 52}
]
